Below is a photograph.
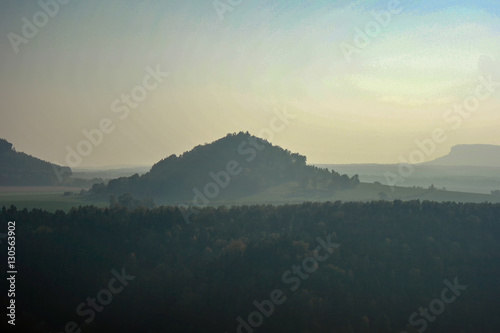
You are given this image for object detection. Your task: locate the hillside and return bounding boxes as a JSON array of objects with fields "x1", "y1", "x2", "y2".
[
  {"x1": 91, "y1": 132, "x2": 359, "y2": 202},
  {"x1": 425, "y1": 144, "x2": 500, "y2": 167},
  {"x1": 0, "y1": 138, "x2": 72, "y2": 185}
]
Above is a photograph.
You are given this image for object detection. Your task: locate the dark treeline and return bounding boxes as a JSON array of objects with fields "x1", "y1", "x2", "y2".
[{"x1": 1, "y1": 200, "x2": 499, "y2": 332}]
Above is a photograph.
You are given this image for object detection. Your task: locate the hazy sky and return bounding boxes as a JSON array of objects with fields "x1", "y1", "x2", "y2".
[{"x1": 0, "y1": 0, "x2": 499, "y2": 167}]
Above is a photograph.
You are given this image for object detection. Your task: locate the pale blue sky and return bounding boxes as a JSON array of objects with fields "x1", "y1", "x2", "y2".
[{"x1": 0, "y1": 0, "x2": 499, "y2": 166}]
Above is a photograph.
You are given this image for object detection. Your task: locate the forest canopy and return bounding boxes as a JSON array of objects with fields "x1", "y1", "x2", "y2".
[{"x1": 2, "y1": 200, "x2": 499, "y2": 332}]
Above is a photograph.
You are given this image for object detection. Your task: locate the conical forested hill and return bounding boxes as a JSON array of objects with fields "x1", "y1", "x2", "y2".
[{"x1": 93, "y1": 132, "x2": 358, "y2": 203}]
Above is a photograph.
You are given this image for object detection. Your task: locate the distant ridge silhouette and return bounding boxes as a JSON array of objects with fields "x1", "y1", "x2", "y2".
[{"x1": 425, "y1": 144, "x2": 500, "y2": 167}]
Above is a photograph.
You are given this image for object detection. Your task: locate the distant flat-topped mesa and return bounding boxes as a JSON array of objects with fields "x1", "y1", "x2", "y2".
[{"x1": 426, "y1": 144, "x2": 500, "y2": 167}]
